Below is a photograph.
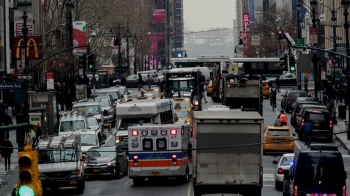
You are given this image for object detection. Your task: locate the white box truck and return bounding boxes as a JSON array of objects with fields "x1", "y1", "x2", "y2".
[{"x1": 192, "y1": 111, "x2": 264, "y2": 196}]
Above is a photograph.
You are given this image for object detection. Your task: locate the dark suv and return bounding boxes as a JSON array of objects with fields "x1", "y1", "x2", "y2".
[
  {"x1": 291, "y1": 100, "x2": 319, "y2": 127},
  {"x1": 283, "y1": 144, "x2": 347, "y2": 196},
  {"x1": 297, "y1": 108, "x2": 333, "y2": 142},
  {"x1": 282, "y1": 91, "x2": 308, "y2": 112}
]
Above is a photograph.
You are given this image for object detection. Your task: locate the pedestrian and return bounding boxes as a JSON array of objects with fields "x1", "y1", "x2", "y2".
[
  {"x1": 138, "y1": 73, "x2": 143, "y2": 91},
  {"x1": 121, "y1": 74, "x2": 126, "y2": 86},
  {"x1": 304, "y1": 120, "x2": 313, "y2": 146},
  {"x1": 304, "y1": 75, "x2": 308, "y2": 92},
  {"x1": 6, "y1": 105, "x2": 12, "y2": 117},
  {"x1": 35, "y1": 123, "x2": 44, "y2": 142},
  {"x1": 1, "y1": 107, "x2": 12, "y2": 139},
  {"x1": 276, "y1": 75, "x2": 280, "y2": 92},
  {"x1": 0, "y1": 137, "x2": 13, "y2": 171},
  {"x1": 147, "y1": 74, "x2": 152, "y2": 89},
  {"x1": 201, "y1": 82, "x2": 207, "y2": 103}
]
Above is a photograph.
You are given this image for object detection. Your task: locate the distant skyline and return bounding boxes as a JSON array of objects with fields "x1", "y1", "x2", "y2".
[{"x1": 183, "y1": 0, "x2": 236, "y2": 31}]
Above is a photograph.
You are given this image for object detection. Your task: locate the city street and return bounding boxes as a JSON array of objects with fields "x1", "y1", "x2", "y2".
[{"x1": 1, "y1": 88, "x2": 350, "y2": 196}]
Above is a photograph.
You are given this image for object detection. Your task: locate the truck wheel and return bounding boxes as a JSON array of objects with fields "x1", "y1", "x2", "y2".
[
  {"x1": 133, "y1": 177, "x2": 144, "y2": 185},
  {"x1": 115, "y1": 164, "x2": 121, "y2": 179},
  {"x1": 180, "y1": 167, "x2": 190, "y2": 183}
]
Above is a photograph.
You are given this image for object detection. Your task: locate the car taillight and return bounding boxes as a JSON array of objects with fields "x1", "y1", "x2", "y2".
[
  {"x1": 266, "y1": 84, "x2": 268, "y2": 88},
  {"x1": 133, "y1": 155, "x2": 139, "y2": 166},
  {"x1": 330, "y1": 120, "x2": 333, "y2": 129},
  {"x1": 295, "y1": 112, "x2": 298, "y2": 116},
  {"x1": 277, "y1": 168, "x2": 284, "y2": 174},
  {"x1": 343, "y1": 185, "x2": 347, "y2": 196},
  {"x1": 293, "y1": 185, "x2": 298, "y2": 195},
  {"x1": 172, "y1": 154, "x2": 177, "y2": 165},
  {"x1": 301, "y1": 119, "x2": 305, "y2": 126}
]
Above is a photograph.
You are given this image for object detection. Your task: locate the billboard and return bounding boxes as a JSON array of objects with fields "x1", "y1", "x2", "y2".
[
  {"x1": 243, "y1": 13, "x2": 249, "y2": 36},
  {"x1": 14, "y1": 10, "x2": 34, "y2": 37},
  {"x1": 73, "y1": 21, "x2": 87, "y2": 54},
  {"x1": 12, "y1": 36, "x2": 43, "y2": 59},
  {"x1": 153, "y1": 9, "x2": 166, "y2": 23}
]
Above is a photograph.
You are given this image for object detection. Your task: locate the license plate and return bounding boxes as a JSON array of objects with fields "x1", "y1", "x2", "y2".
[
  {"x1": 152, "y1": 172, "x2": 159, "y2": 176},
  {"x1": 314, "y1": 123, "x2": 319, "y2": 126},
  {"x1": 70, "y1": 180, "x2": 77, "y2": 185},
  {"x1": 93, "y1": 169, "x2": 100, "y2": 173}
]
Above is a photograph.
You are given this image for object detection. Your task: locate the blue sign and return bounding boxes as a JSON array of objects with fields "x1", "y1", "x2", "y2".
[
  {"x1": 249, "y1": 0, "x2": 254, "y2": 23},
  {"x1": 0, "y1": 82, "x2": 21, "y2": 89}
]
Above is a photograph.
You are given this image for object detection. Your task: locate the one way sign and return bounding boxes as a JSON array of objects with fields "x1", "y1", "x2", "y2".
[{"x1": 17, "y1": 75, "x2": 32, "y2": 80}]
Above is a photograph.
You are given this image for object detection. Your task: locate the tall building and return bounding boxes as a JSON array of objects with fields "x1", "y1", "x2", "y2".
[
  {"x1": 235, "y1": 0, "x2": 243, "y2": 40},
  {"x1": 172, "y1": 0, "x2": 184, "y2": 56}
]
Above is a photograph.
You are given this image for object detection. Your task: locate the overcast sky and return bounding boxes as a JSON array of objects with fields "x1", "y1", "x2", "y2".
[{"x1": 183, "y1": 0, "x2": 236, "y2": 31}]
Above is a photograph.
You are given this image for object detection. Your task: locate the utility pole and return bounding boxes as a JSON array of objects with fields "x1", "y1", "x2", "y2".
[
  {"x1": 118, "y1": 23, "x2": 121, "y2": 78},
  {"x1": 126, "y1": 20, "x2": 130, "y2": 75},
  {"x1": 331, "y1": 2, "x2": 337, "y2": 85}
]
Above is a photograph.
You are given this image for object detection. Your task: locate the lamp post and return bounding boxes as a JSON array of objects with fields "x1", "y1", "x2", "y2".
[
  {"x1": 133, "y1": 33, "x2": 138, "y2": 75},
  {"x1": 310, "y1": 0, "x2": 319, "y2": 100},
  {"x1": 296, "y1": 2, "x2": 302, "y2": 39},
  {"x1": 341, "y1": 0, "x2": 350, "y2": 139},
  {"x1": 17, "y1": 0, "x2": 32, "y2": 151},
  {"x1": 126, "y1": 21, "x2": 130, "y2": 75}
]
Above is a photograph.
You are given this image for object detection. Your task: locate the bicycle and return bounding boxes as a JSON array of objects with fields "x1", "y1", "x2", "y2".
[{"x1": 270, "y1": 98, "x2": 276, "y2": 110}]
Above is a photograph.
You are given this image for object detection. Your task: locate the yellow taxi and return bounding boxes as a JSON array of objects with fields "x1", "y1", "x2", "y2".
[
  {"x1": 172, "y1": 97, "x2": 192, "y2": 113},
  {"x1": 174, "y1": 109, "x2": 192, "y2": 126},
  {"x1": 263, "y1": 125, "x2": 295, "y2": 154},
  {"x1": 141, "y1": 87, "x2": 162, "y2": 99},
  {"x1": 262, "y1": 80, "x2": 269, "y2": 98},
  {"x1": 207, "y1": 80, "x2": 213, "y2": 96}
]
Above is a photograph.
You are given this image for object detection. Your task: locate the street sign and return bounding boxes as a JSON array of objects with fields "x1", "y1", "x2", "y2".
[
  {"x1": 0, "y1": 82, "x2": 21, "y2": 89},
  {"x1": 294, "y1": 39, "x2": 305, "y2": 47},
  {"x1": 251, "y1": 35, "x2": 260, "y2": 46},
  {"x1": 310, "y1": 28, "x2": 318, "y2": 44},
  {"x1": 330, "y1": 36, "x2": 342, "y2": 40},
  {"x1": 17, "y1": 75, "x2": 32, "y2": 80}
]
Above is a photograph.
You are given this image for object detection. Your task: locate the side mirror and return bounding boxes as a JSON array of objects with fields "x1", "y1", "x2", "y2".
[
  {"x1": 272, "y1": 160, "x2": 278, "y2": 164},
  {"x1": 284, "y1": 170, "x2": 290, "y2": 180}
]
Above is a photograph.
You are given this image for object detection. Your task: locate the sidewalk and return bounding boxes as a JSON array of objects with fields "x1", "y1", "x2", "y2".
[{"x1": 333, "y1": 107, "x2": 350, "y2": 152}]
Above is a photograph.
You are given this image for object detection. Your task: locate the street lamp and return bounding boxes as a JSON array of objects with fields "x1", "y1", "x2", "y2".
[
  {"x1": 65, "y1": 0, "x2": 74, "y2": 52},
  {"x1": 296, "y1": 2, "x2": 302, "y2": 39},
  {"x1": 310, "y1": 0, "x2": 318, "y2": 28},
  {"x1": 310, "y1": 0, "x2": 319, "y2": 100},
  {"x1": 341, "y1": 0, "x2": 350, "y2": 139}
]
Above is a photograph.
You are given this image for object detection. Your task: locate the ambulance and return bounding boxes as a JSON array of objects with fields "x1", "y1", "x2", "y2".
[{"x1": 128, "y1": 124, "x2": 193, "y2": 185}]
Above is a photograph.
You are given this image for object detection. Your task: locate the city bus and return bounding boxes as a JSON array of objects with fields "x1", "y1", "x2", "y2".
[
  {"x1": 115, "y1": 99, "x2": 174, "y2": 149},
  {"x1": 169, "y1": 54, "x2": 231, "y2": 70}
]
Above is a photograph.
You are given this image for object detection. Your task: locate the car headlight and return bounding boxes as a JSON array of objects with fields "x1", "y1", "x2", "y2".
[
  {"x1": 107, "y1": 162, "x2": 112, "y2": 166},
  {"x1": 116, "y1": 136, "x2": 120, "y2": 143},
  {"x1": 84, "y1": 163, "x2": 86, "y2": 167}
]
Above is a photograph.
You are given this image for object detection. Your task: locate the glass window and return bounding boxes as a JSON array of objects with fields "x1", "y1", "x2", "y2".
[
  {"x1": 87, "y1": 118, "x2": 98, "y2": 127},
  {"x1": 307, "y1": 113, "x2": 329, "y2": 121},
  {"x1": 99, "y1": 92, "x2": 119, "y2": 100},
  {"x1": 81, "y1": 134, "x2": 98, "y2": 146},
  {"x1": 60, "y1": 120, "x2": 86, "y2": 132},
  {"x1": 280, "y1": 156, "x2": 294, "y2": 166},
  {"x1": 119, "y1": 118, "x2": 152, "y2": 130},
  {"x1": 87, "y1": 149, "x2": 116, "y2": 158},
  {"x1": 173, "y1": 101, "x2": 190, "y2": 109},
  {"x1": 73, "y1": 105, "x2": 100, "y2": 115},
  {"x1": 93, "y1": 95, "x2": 111, "y2": 101},
  {"x1": 169, "y1": 80, "x2": 194, "y2": 89},
  {"x1": 267, "y1": 129, "x2": 290, "y2": 136},
  {"x1": 39, "y1": 149, "x2": 76, "y2": 164},
  {"x1": 99, "y1": 100, "x2": 110, "y2": 107},
  {"x1": 289, "y1": 92, "x2": 308, "y2": 98},
  {"x1": 175, "y1": 110, "x2": 190, "y2": 118}
]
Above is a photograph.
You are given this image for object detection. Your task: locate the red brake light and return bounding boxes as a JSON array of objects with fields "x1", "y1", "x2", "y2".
[
  {"x1": 181, "y1": 129, "x2": 184, "y2": 135},
  {"x1": 295, "y1": 112, "x2": 298, "y2": 116},
  {"x1": 293, "y1": 185, "x2": 298, "y2": 194},
  {"x1": 313, "y1": 110, "x2": 322, "y2": 113},
  {"x1": 301, "y1": 119, "x2": 305, "y2": 126},
  {"x1": 172, "y1": 155, "x2": 177, "y2": 159},
  {"x1": 170, "y1": 129, "x2": 177, "y2": 135},
  {"x1": 133, "y1": 155, "x2": 138, "y2": 160},
  {"x1": 132, "y1": 130, "x2": 138, "y2": 136},
  {"x1": 330, "y1": 120, "x2": 333, "y2": 129},
  {"x1": 343, "y1": 185, "x2": 347, "y2": 196},
  {"x1": 266, "y1": 83, "x2": 268, "y2": 88},
  {"x1": 277, "y1": 168, "x2": 284, "y2": 174}
]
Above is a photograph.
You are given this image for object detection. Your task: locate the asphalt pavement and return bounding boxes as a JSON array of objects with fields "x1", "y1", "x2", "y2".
[{"x1": 1, "y1": 88, "x2": 350, "y2": 196}]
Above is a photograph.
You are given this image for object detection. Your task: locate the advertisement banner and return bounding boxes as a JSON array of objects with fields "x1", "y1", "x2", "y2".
[
  {"x1": 75, "y1": 84, "x2": 87, "y2": 101},
  {"x1": 14, "y1": 10, "x2": 34, "y2": 37},
  {"x1": 46, "y1": 72, "x2": 54, "y2": 90},
  {"x1": 12, "y1": 36, "x2": 43, "y2": 59},
  {"x1": 73, "y1": 21, "x2": 87, "y2": 54},
  {"x1": 29, "y1": 114, "x2": 41, "y2": 126},
  {"x1": 243, "y1": 13, "x2": 249, "y2": 36}
]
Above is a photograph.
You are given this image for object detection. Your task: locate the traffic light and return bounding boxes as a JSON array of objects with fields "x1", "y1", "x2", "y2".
[
  {"x1": 87, "y1": 53, "x2": 96, "y2": 69},
  {"x1": 78, "y1": 53, "x2": 86, "y2": 69},
  {"x1": 184, "y1": 51, "x2": 188, "y2": 58},
  {"x1": 289, "y1": 55, "x2": 296, "y2": 71},
  {"x1": 234, "y1": 47, "x2": 237, "y2": 56},
  {"x1": 278, "y1": 30, "x2": 283, "y2": 40},
  {"x1": 280, "y1": 54, "x2": 288, "y2": 67},
  {"x1": 16, "y1": 144, "x2": 42, "y2": 196},
  {"x1": 239, "y1": 35, "x2": 243, "y2": 45}
]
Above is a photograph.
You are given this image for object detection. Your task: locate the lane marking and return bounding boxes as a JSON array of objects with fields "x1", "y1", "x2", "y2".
[{"x1": 188, "y1": 180, "x2": 192, "y2": 196}]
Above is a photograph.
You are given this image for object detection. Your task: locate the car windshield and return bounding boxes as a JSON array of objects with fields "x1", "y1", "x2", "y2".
[
  {"x1": 99, "y1": 92, "x2": 119, "y2": 100},
  {"x1": 175, "y1": 110, "x2": 190, "y2": 118},
  {"x1": 60, "y1": 120, "x2": 86, "y2": 132},
  {"x1": 99, "y1": 100, "x2": 110, "y2": 107},
  {"x1": 119, "y1": 118, "x2": 151, "y2": 130},
  {"x1": 280, "y1": 156, "x2": 294, "y2": 166},
  {"x1": 144, "y1": 91, "x2": 159, "y2": 97},
  {"x1": 118, "y1": 88, "x2": 126, "y2": 95},
  {"x1": 73, "y1": 105, "x2": 100, "y2": 115},
  {"x1": 87, "y1": 118, "x2": 98, "y2": 126},
  {"x1": 295, "y1": 154, "x2": 345, "y2": 185},
  {"x1": 267, "y1": 129, "x2": 290, "y2": 136},
  {"x1": 297, "y1": 103, "x2": 319, "y2": 111},
  {"x1": 289, "y1": 92, "x2": 308, "y2": 98},
  {"x1": 38, "y1": 148, "x2": 76, "y2": 164},
  {"x1": 173, "y1": 101, "x2": 191, "y2": 109},
  {"x1": 169, "y1": 80, "x2": 195, "y2": 89},
  {"x1": 306, "y1": 112, "x2": 329, "y2": 121},
  {"x1": 87, "y1": 149, "x2": 116, "y2": 159},
  {"x1": 157, "y1": 71, "x2": 164, "y2": 76},
  {"x1": 81, "y1": 134, "x2": 98, "y2": 146}
]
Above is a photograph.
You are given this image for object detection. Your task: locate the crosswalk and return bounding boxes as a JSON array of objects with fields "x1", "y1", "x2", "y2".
[{"x1": 0, "y1": 163, "x2": 17, "y2": 177}]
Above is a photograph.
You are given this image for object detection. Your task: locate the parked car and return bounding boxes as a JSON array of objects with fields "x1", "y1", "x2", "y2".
[
  {"x1": 290, "y1": 100, "x2": 319, "y2": 127},
  {"x1": 267, "y1": 73, "x2": 297, "y2": 88},
  {"x1": 272, "y1": 153, "x2": 294, "y2": 190},
  {"x1": 295, "y1": 104, "x2": 328, "y2": 133},
  {"x1": 281, "y1": 90, "x2": 308, "y2": 112}
]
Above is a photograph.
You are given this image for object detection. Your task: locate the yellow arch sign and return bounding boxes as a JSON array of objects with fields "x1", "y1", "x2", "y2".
[{"x1": 15, "y1": 38, "x2": 39, "y2": 58}]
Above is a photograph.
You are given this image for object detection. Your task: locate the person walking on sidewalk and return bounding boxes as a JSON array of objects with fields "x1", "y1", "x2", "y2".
[
  {"x1": 0, "y1": 137, "x2": 13, "y2": 171},
  {"x1": 304, "y1": 120, "x2": 313, "y2": 147}
]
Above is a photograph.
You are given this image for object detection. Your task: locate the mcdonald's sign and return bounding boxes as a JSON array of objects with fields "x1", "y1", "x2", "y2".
[{"x1": 12, "y1": 36, "x2": 43, "y2": 60}]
